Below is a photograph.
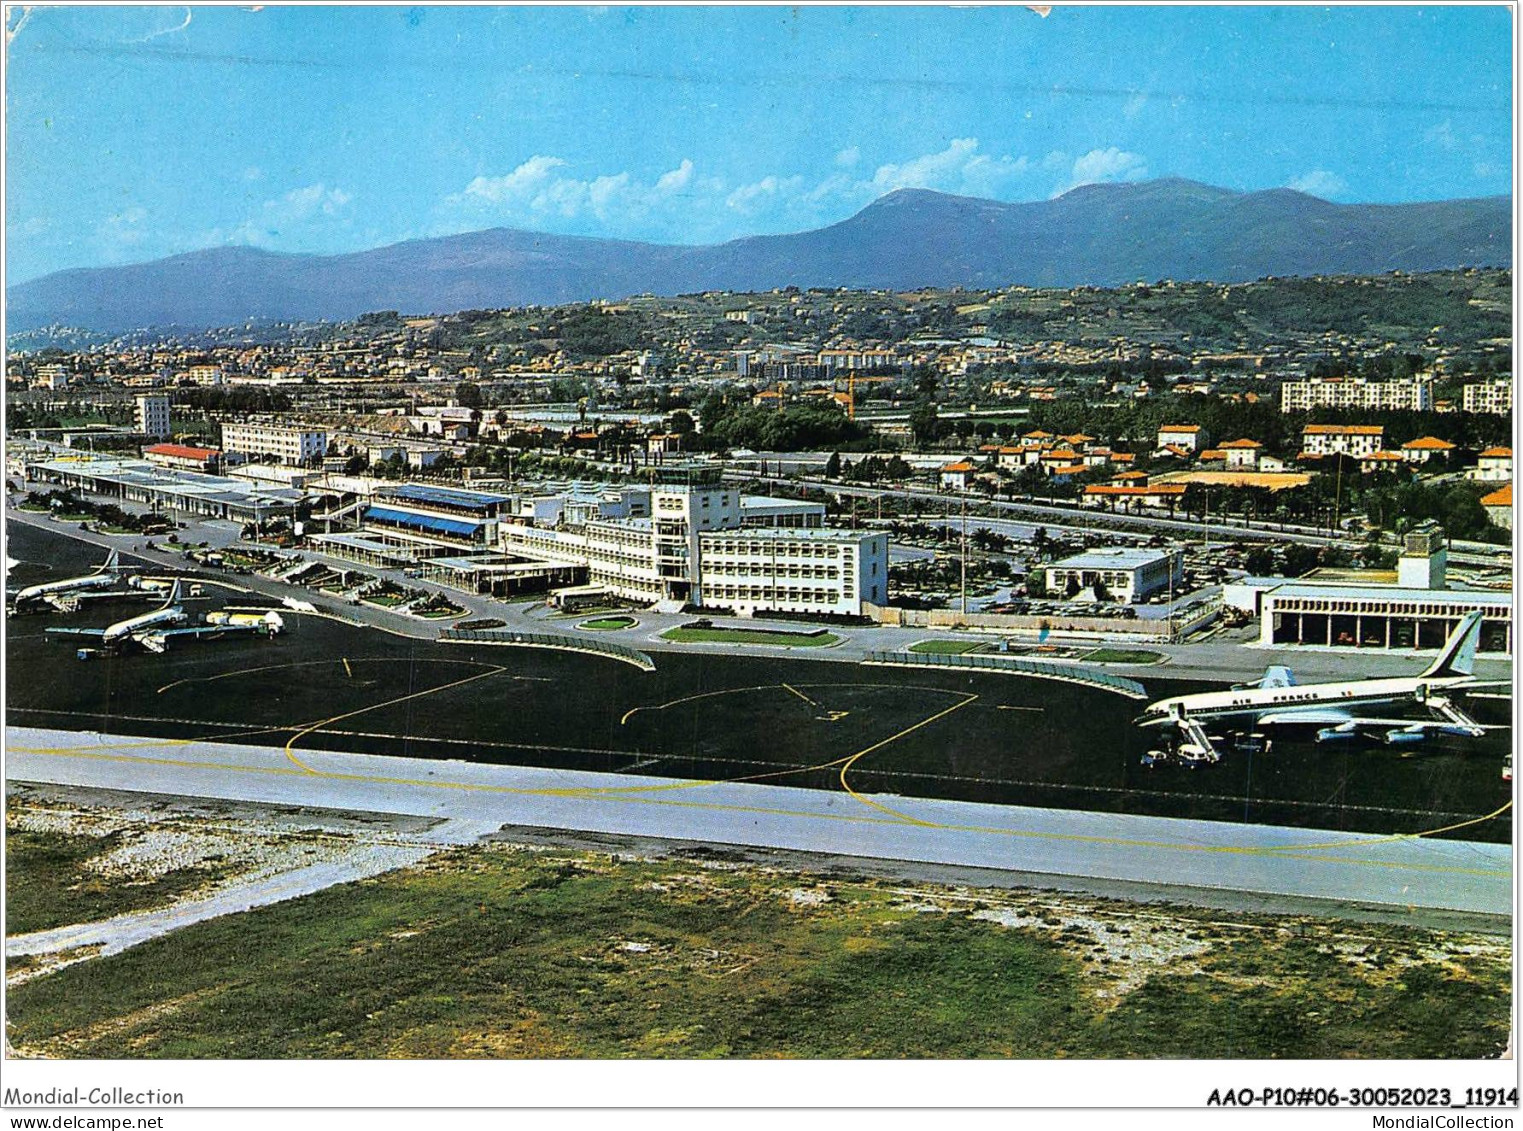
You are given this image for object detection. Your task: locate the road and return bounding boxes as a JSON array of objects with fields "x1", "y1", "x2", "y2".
[
  {"x1": 6, "y1": 726, "x2": 1511, "y2": 917},
  {"x1": 724, "y1": 468, "x2": 1352, "y2": 547}
]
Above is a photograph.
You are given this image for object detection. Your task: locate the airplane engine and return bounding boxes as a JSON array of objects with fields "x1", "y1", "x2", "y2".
[
  {"x1": 1315, "y1": 723, "x2": 1359, "y2": 743},
  {"x1": 1382, "y1": 726, "x2": 1429, "y2": 746}
]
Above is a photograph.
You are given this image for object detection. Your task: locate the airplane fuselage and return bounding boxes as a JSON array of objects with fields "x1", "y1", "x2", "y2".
[
  {"x1": 102, "y1": 606, "x2": 187, "y2": 643},
  {"x1": 1138, "y1": 674, "x2": 1474, "y2": 728},
  {"x1": 14, "y1": 573, "x2": 118, "y2": 605}
]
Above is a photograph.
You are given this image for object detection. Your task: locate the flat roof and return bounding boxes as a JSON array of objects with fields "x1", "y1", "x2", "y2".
[
  {"x1": 1265, "y1": 582, "x2": 1512, "y2": 605},
  {"x1": 740, "y1": 496, "x2": 827, "y2": 513},
  {"x1": 31, "y1": 457, "x2": 302, "y2": 506},
  {"x1": 1049, "y1": 547, "x2": 1174, "y2": 571},
  {"x1": 705, "y1": 527, "x2": 881, "y2": 542},
  {"x1": 384, "y1": 483, "x2": 511, "y2": 508}
]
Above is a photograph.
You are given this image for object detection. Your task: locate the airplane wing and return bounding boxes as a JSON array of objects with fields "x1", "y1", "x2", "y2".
[
  {"x1": 152, "y1": 624, "x2": 260, "y2": 639},
  {"x1": 1256, "y1": 708, "x2": 1353, "y2": 727},
  {"x1": 43, "y1": 627, "x2": 107, "y2": 641}
]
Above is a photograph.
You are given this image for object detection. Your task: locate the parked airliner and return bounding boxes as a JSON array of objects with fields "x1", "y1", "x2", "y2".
[
  {"x1": 10, "y1": 549, "x2": 127, "y2": 611},
  {"x1": 46, "y1": 584, "x2": 286, "y2": 655},
  {"x1": 1137, "y1": 611, "x2": 1500, "y2": 759}
]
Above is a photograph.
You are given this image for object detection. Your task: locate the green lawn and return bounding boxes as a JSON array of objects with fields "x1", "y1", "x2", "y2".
[
  {"x1": 662, "y1": 627, "x2": 839, "y2": 648},
  {"x1": 4, "y1": 841, "x2": 1510, "y2": 1059},
  {"x1": 908, "y1": 639, "x2": 988, "y2": 655},
  {"x1": 579, "y1": 616, "x2": 638, "y2": 631},
  {"x1": 1083, "y1": 649, "x2": 1165, "y2": 665}
]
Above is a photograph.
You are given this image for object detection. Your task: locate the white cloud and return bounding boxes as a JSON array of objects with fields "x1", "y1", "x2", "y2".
[
  {"x1": 1051, "y1": 147, "x2": 1148, "y2": 195},
  {"x1": 441, "y1": 140, "x2": 1153, "y2": 240},
  {"x1": 655, "y1": 159, "x2": 694, "y2": 193},
  {"x1": 460, "y1": 156, "x2": 570, "y2": 204},
  {"x1": 1286, "y1": 169, "x2": 1346, "y2": 199},
  {"x1": 725, "y1": 175, "x2": 806, "y2": 215},
  {"x1": 204, "y1": 182, "x2": 356, "y2": 249},
  {"x1": 450, "y1": 156, "x2": 702, "y2": 227}
]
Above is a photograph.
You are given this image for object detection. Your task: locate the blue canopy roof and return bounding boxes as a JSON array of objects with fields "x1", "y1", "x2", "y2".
[{"x1": 365, "y1": 505, "x2": 483, "y2": 538}]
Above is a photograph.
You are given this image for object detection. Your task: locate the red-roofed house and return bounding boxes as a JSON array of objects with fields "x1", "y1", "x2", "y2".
[
  {"x1": 1219, "y1": 438, "x2": 1263, "y2": 470},
  {"x1": 1399, "y1": 436, "x2": 1457, "y2": 465},
  {"x1": 143, "y1": 443, "x2": 221, "y2": 473},
  {"x1": 1360, "y1": 450, "x2": 1407, "y2": 474},
  {"x1": 939, "y1": 460, "x2": 976, "y2": 491},
  {"x1": 1481, "y1": 483, "x2": 1512, "y2": 530},
  {"x1": 1156, "y1": 424, "x2": 1206, "y2": 452},
  {"x1": 1470, "y1": 447, "x2": 1513, "y2": 483},
  {"x1": 1302, "y1": 423, "x2": 1384, "y2": 458}
]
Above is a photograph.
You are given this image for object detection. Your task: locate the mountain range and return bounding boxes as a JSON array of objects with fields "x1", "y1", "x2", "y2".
[{"x1": 7, "y1": 178, "x2": 1511, "y2": 334}]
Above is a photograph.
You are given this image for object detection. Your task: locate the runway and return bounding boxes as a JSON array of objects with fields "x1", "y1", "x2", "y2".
[{"x1": 6, "y1": 725, "x2": 1511, "y2": 917}]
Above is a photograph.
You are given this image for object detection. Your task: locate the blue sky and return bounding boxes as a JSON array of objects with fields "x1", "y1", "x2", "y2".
[{"x1": 4, "y1": 4, "x2": 1513, "y2": 282}]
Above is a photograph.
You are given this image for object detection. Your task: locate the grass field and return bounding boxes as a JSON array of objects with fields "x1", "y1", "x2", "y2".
[
  {"x1": 662, "y1": 627, "x2": 839, "y2": 647},
  {"x1": 908, "y1": 639, "x2": 988, "y2": 655},
  {"x1": 5, "y1": 835, "x2": 1510, "y2": 1059},
  {"x1": 579, "y1": 616, "x2": 638, "y2": 631},
  {"x1": 1083, "y1": 649, "x2": 1165, "y2": 665}
]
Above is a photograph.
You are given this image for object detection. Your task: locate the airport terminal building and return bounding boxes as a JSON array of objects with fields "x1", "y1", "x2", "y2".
[
  {"x1": 1226, "y1": 527, "x2": 1513, "y2": 655},
  {"x1": 500, "y1": 468, "x2": 886, "y2": 615}
]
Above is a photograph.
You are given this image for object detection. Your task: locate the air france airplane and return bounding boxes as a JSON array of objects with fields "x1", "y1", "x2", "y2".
[
  {"x1": 11, "y1": 549, "x2": 125, "y2": 610},
  {"x1": 1137, "y1": 611, "x2": 1499, "y2": 757}
]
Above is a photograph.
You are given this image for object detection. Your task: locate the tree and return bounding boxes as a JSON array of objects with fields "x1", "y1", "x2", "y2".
[
  {"x1": 456, "y1": 382, "x2": 484, "y2": 409},
  {"x1": 824, "y1": 452, "x2": 842, "y2": 478},
  {"x1": 909, "y1": 400, "x2": 942, "y2": 447}
]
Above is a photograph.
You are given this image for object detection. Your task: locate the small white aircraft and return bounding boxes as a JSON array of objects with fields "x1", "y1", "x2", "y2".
[
  {"x1": 1137, "y1": 611, "x2": 1502, "y2": 760},
  {"x1": 10, "y1": 549, "x2": 130, "y2": 611},
  {"x1": 47, "y1": 584, "x2": 287, "y2": 656}
]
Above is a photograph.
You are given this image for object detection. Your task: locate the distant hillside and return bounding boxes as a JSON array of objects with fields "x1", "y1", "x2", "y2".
[{"x1": 8, "y1": 179, "x2": 1511, "y2": 333}]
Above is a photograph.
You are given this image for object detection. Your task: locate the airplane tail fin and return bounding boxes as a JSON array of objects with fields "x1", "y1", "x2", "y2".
[
  {"x1": 1422, "y1": 611, "x2": 1484, "y2": 679},
  {"x1": 101, "y1": 549, "x2": 120, "y2": 573},
  {"x1": 165, "y1": 579, "x2": 183, "y2": 607}
]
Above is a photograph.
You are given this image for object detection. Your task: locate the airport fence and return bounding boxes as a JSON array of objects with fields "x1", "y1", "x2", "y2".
[
  {"x1": 439, "y1": 626, "x2": 656, "y2": 672},
  {"x1": 862, "y1": 650, "x2": 1149, "y2": 700}
]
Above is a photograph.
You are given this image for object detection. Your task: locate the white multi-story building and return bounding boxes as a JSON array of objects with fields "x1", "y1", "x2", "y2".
[
  {"x1": 1462, "y1": 378, "x2": 1512, "y2": 416},
  {"x1": 1043, "y1": 548, "x2": 1184, "y2": 604},
  {"x1": 134, "y1": 393, "x2": 172, "y2": 439},
  {"x1": 221, "y1": 422, "x2": 328, "y2": 466},
  {"x1": 698, "y1": 528, "x2": 886, "y2": 616},
  {"x1": 1280, "y1": 376, "x2": 1432, "y2": 412},
  {"x1": 817, "y1": 348, "x2": 898, "y2": 374},
  {"x1": 1156, "y1": 424, "x2": 1205, "y2": 453},
  {"x1": 499, "y1": 469, "x2": 886, "y2": 615},
  {"x1": 1301, "y1": 424, "x2": 1384, "y2": 458},
  {"x1": 1469, "y1": 447, "x2": 1513, "y2": 483},
  {"x1": 33, "y1": 364, "x2": 72, "y2": 390}
]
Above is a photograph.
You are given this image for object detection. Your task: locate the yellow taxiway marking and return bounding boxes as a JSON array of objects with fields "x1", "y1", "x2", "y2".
[
  {"x1": 342, "y1": 657, "x2": 353, "y2": 679},
  {"x1": 996, "y1": 705, "x2": 1044, "y2": 713},
  {"x1": 282, "y1": 665, "x2": 509, "y2": 774},
  {"x1": 8, "y1": 738, "x2": 1508, "y2": 879},
  {"x1": 782, "y1": 683, "x2": 819, "y2": 708},
  {"x1": 838, "y1": 694, "x2": 981, "y2": 828},
  {"x1": 156, "y1": 656, "x2": 493, "y2": 695}
]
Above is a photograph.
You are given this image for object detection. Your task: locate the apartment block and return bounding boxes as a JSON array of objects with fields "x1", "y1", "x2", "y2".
[
  {"x1": 1280, "y1": 376, "x2": 1432, "y2": 412},
  {"x1": 221, "y1": 422, "x2": 329, "y2": 465}
]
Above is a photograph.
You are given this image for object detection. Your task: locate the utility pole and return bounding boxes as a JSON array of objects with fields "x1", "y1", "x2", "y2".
[{"x1": 960, "y1": 494, "x2": 968, "y2": 616}]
